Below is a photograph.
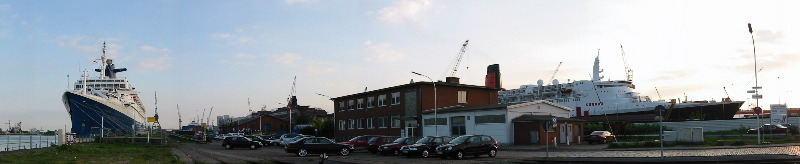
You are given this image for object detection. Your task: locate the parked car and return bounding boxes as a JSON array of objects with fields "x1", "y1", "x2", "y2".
[
  {"x1": 780, "y1": 123, "x2": 799, "y2": 134},
  {"x1": 290, "y1": 135, "x2": 315, "y2": 144},
  {"x1": 221, "y1": 136, "x2": 263, "y2": 150},
  {"x1": 244, "y1": 135, "x2": 271, "y2": 147},
  {"x1": 367, "y1": 136, "x2": 400, "y2": 154},
  {"x1": 585, "y1": 131, "x2": 615, "y2": 144},
  {"x1": 339, "y1": 135, "x2": 382, "y2": 151},
  {"x1": 279, "y1": 133, "x2": 303, "y2": 146},
  {"x1": 284, "y1": 137, "x2": 355, "y2": 157},
  {"x1": 400, "y1": 136, "x2": 454, "y2": 158},
  {"x1": 378, "y1": 137, "x2": 422, "y2": 156},
  {"x1": 436, "y1": 135, "x2": 498, "y2": 160},
  {"x1": 262, "y1": 135, "x2": 281, "y2": 146},
  {"x1": 747, "y1": 124, "x2": 789, "y2": 134}
]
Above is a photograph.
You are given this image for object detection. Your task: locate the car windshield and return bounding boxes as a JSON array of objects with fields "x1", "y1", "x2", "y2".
[
  {"x1": 416, "y1": 137, "x2": 433, "y2": 144},
  {"x1": 368, "y1": 137, "x2": 380, "y2": 142},
  {"x1": 590, "y1": 131, "x2": 605, "y2": 135},
  {"x1": 392, "y1": 138, "x2": 406, "y2": 143},
  {"x1": 348, "y1": 136, "x2": 361, "y2": 142},
  {"x1": 449, "y1": 136, "x2": 470, "y2": 144}
]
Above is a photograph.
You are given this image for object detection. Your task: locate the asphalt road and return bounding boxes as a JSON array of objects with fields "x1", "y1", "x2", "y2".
[{"x1": 173, "y1": 141, "x2": 800, "y2": 164}]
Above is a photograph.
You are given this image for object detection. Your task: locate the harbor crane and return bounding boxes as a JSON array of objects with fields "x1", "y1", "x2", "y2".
[
  {"x1": 655, "y1": 87, "x2": 663, "y2": 100},
  {"x1": 620, "y1": 45, "x2": 633, "y2": 81},
  {"x1": 176, "y1": 104, "x2": 182, "y2": 129},
  {"x1": 723, "y1": 87, "x2": 731, "y2": 102},
  {"x1": 206, "y1": 107, "x2": 213, "y2": 126},
  {"x1": 442, "y1": 40, "x2": 469, "y2": 79},
  {"x1": 549, "y1": 62, "x2": 563, "y2": 84}
]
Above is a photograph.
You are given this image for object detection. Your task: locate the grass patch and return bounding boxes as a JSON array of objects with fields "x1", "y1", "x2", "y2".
[{"x1": 0, "y1": 142, "x2": 178, "y2": 163}]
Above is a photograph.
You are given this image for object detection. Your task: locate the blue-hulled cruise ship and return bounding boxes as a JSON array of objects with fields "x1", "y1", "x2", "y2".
[{"x1": 62, "y1": 42, "x2": 146, "y2": 137}]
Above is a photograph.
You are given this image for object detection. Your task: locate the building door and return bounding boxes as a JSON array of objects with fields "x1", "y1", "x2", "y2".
[
  {"x1": 567, "y1": 124, "x2": 573, "y2": 144},
  {"x1": 559, "y1": 124, "x2": 566, "y2": 143},
  {"x1": 450, "y1": 116, "x2": 466, "y2": 137},
  {"x1": 406, "y1": 127, "x2": 416, "y2": 137},
  {"x1": 530, "y1": 131, "x2": 539, "y2": 145}
]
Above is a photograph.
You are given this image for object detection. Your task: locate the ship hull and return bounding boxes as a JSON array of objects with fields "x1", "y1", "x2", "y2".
[
  {"x1": 577, "y1": 101, "x2": 744, "y2": 122},
  {"x1": 62, "y1": 91, "x2": 138, "y2": 137}
]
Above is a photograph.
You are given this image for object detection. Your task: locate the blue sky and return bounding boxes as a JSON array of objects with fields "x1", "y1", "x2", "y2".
[{"x1": 1, "y1": 0, "x2": 798, "y2": 130}]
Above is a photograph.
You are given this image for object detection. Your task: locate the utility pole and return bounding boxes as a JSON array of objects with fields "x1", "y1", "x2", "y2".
[{"x1": 749, "y1": 23, "x2": 763, "y2": 144}]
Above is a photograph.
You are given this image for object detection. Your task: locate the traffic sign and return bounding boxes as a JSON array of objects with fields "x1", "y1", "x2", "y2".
[
  {"x1": 754, "y1": 107, "x2": 762, "y2": 114},
  {"x1": 552, "y1": 117, "x2": 557, "y2": 123}
]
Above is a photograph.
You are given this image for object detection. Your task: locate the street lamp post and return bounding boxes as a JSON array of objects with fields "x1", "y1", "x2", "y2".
[{"x1": 412, "y1": 72, "x2": 437, "y2": 136}]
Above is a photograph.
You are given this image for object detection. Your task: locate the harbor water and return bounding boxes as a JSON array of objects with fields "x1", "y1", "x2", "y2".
[{"x1": 0, "y1": 135, "x2": 58, "y2": 152}]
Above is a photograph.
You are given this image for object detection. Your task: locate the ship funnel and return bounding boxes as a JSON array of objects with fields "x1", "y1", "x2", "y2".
[{"x1": 485, "y1": 64, "x2": 501, "y2": 88}]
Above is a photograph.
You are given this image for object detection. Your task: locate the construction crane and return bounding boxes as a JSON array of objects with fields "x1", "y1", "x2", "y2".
[
  {"x1": 176, "y1": 104, "x2": 182, "y2": 129},
  {"x1": 442, "y1": 40, "x2": 469, "y2": 79},
  {"x1": 723, "y1": 87, "x2": 731, "y2": 102},
  {"x1": 206, "y1": 107, "x2": 214, "y2": 126},
  {"x1": 620, "y1": 45, "x2": 633, "y2": 81},
  {"x1": 549, "y1": 62, "x2": 563, "y2": 84},
  {"x1": 655, "y1": 87, "x2": 663, "y2": 100}
]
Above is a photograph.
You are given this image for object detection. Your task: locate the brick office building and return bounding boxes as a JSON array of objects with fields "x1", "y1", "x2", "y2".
[{"x1": 333, "y1": 70, "x2": 503, "y2": 141}]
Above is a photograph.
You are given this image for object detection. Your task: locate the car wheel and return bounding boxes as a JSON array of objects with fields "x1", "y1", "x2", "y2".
[
  {"x1": 421, "y1": 149, "x2": 430, "y2": 158},
  {"x1": 488, "y1": 149, "x2": 497, "y2": 157},
  {"x1": 339, "y1": 147, "x2": 351, "y2": 156},
  {"x1": 455, "y1": 150, "x2": 464, "y2": 160},
  {"x1": 250, "y1": 144, "x2": 257, "y2": 150},
  {"x1": 297, "y1": 148, "x2": 308, "y2": 157},
  {"x1": 392, "y1": 149, "x2": 400, "y2": 156},
  {"x1": 224, "y1": 144, "x2": 232, "y2": 149}
]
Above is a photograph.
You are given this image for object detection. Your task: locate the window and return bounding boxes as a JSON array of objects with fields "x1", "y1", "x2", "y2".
[
  {"x1": 378, "y1": 95, "x2": 386, "y2": 107},
  {"x1": 458, "y1": 91, "x2": 468, "y2": 104},
  {"x1": 391, "y1": 115, "x2": 401, "y2": 128},
  {"x1": 339, "y1": 120, "x2": 345, "y2": 130},
  {"x1": 357, "y1": 99, "x2": 364, "y2": 109},
  {"x1": 349, "y1": 119, "x2": 355, "y2": 129},
  {"x1": 348, "y1": 100, "x2": 354, "y2": 110},
  {"x1": 338, "y1": 102, "x2": 345, "y2": 111},
  {"x1": 475, "y1": 114, "x2": 506, "y2": 124},
  {"x1": 391, "y1": 92, "x2": 400, "y2": 105},
  {"x1": 423, "y1": 118, "x2": 447, "y2": 126},
  {"x1": 358, "y1": 118, "x2": 364, "y2": 129},
  {"x1": 367, "y1": 118, "x2": 374, "y2": 129},
  {"x1": 378, "y1": 117, "x2": 387, "y2": 128},
  {"x1": 367, "y1": 97, "x2": 374, "y2": 108}
]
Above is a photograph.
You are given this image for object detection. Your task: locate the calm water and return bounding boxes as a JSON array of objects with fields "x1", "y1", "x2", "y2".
[{"x1": 0, "y1": 135, "x2": 58, "y2": 151}]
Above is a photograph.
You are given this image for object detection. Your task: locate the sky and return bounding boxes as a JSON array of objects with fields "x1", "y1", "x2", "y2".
[{"x1": 0, "y1": 0, "x2": 798, "y2": 131}]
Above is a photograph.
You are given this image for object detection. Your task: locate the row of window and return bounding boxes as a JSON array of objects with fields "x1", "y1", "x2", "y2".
[
  {"x1": 421, "y1": 114, "x2": 506, "y2": 126},
  {"x1": 338, "y1": 116, "x2": 402, "y2": 130},
  {"x1": 75, "y1": 84, "x2": 127, "y2": 89},
  {"x1": 338, "y1": 92, "x2": 401, "y2": 111},
  {"x1": 337, "y1": 91, "x2": 471, "y2": 112}
]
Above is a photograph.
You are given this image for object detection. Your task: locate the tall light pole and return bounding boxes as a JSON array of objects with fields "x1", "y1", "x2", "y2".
[
  {"x1": 412, "y1": 72, "x2": 437, "y2": 136},
  {"x1": 749, "y1": 23, "x2": 762, "y2": 144}
]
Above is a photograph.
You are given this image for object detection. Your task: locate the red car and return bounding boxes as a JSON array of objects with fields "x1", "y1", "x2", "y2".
[
  {"x1": 377, "y1": 137, "x2": 422, "y2": 155},
  {"x1": 339, "y1": 135, "x2": 382, "y2": 151},
  {"x1": 367, "y1": 136, "x2": 401, "y2": 154},
  {"x1": 585, "y1": 131, "x2": 615, "y2": 144}
]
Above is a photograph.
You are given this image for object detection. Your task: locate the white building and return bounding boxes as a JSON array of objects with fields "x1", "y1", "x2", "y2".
[{"x1": 421, "y1": 100, "x2": 585, "y2": 145}]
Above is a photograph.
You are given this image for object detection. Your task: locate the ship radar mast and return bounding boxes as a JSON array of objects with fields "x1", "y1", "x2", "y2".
[{"x1": 592, "y1": 49, "x2": 604, "y2": 81}]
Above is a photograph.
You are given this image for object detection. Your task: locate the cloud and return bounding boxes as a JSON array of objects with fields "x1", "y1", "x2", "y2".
[
  {"x1": 286, "y1": 0, "x2": 318, "y2": 4},
  {"x1": 754, "y1": 30, "x2": 783, "y2": 44},
  {"x1": 236, "y1": 53, "x2": 258, "y2": 59},
  {"x1": 306, "y1": 65, "x2": 337, "y2": 74},
  {"x1": 363, "y1": 41, "x2": 406, "y2": 62},
  {"x1": 137, "y1": 56, "x2": 171, "y2": 71},
  {"x1": 140, "y1": 45, "x2": 171, "y2": 52},
  {"x1": 272, "y1": 53, "x2": 301, "y2": 67},
  {"x1": 0, "y1": 4, "x2": 9, "y2": 10},
  {"x1": 374, "y1": 0, "x2": 432, "y2": 24},
  {"x1": 212, "y1": 33, "x2": 232, "y2": 39}
]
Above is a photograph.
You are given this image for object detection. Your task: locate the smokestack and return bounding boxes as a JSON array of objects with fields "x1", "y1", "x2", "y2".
[
  {"x1": 485, "y1": 64, "x2": 501, "y2": 88},
  {"x1": 445, "y1": 77, "x2": 460, "y2": 84}
]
